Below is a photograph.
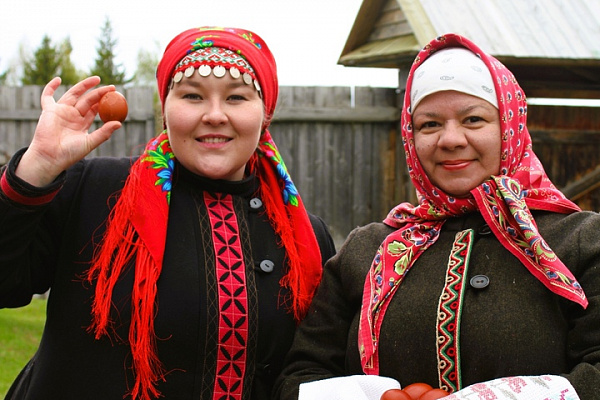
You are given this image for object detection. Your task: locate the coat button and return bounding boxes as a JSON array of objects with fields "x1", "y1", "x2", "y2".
[
  {"x1": 249, "y1": 198, "x2": 263, "y2": 210},
  {"x1": 259, "y1": 260, "x2": 275, "y2": 273},
  {"x1": 470, "y1": 274, "x2": 490, "y2": 289}
]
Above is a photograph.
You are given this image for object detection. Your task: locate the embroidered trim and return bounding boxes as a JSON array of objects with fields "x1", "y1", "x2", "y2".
[
  {"x1": 204, "y1": 192, "x2": 249, "y2": 400},
  {"x1": 437, "y1": 229, "x2": 473, "y2": 392}
]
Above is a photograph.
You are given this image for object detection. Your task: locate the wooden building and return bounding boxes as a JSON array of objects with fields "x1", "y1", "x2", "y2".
[{"x1": 338, "y1": 0, "x2": 600, "y2": 210}]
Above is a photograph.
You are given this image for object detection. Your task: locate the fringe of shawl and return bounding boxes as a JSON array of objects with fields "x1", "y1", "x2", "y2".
[
  {"x1": 253, "y1": 151, "x2": 323, "y2": 322},
  {"x1": 86, "y1": 163, "x2": 165, "y2": 400}
]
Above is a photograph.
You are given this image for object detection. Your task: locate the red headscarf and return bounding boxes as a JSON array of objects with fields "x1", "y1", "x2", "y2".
[
  {"x1": 87, "y1": 27, "x2": 323, "y2": 400},
  {"x1": 358, "y1": 33, "x2": 586, "y2": 375}
]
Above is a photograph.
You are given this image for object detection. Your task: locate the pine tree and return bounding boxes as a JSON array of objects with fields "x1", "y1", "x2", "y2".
[
  {"x1": 0, "y1": 63, "x2": 7, "y2": 84},
  {"x1": 132, "y1": 45, "x2": 159, "y2": 86},
  {"x1": 90, "y1": 17, "x2": 127, "y2": 85},
  {"x1": 58, "y1": 37, "x2": 82, "y2": 85},
  {"x1": 21, "y1": 35, "x2": 61, "y2": 85}
]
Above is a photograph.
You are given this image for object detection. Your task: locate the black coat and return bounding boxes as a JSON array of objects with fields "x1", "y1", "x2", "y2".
[
  {"x1": 0, "y1": 149, "x2": 336, "y2": 400},
  {"x1": 275, "y1": 210, "x2": 600, "y2": 399}
]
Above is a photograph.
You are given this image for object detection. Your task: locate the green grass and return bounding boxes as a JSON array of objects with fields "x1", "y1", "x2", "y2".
[{"x1": 0, "y1": 298, "x2": 46, "y2": 398}]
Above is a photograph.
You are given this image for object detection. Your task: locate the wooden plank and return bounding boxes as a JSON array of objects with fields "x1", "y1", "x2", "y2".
[
  {"x1": 273, "y1": 105, "x2": 399, "y2": 123},
  {"x1": 332, "y1": 122, "x2": 353, "y2": 243},
  {"x1": 395, "y1": 0, "x2": 436, "y2": 46},
  {"x1": 561, "y1": 165, "x2": 600, "y2": 201},
  {"x1": 375, "y1": 8, "x2": 407, "y2": 27}
]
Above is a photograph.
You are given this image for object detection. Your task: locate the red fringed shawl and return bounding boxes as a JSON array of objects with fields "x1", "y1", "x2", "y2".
[{"x1": 87, "y1": 27, "x2": 323, "y2": 400}]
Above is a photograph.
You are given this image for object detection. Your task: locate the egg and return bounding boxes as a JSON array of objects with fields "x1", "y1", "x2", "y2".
[
  {"x1": 98, "y1": 91, "x2": 128, "y2": 123},
  {"x1": 417, "y1": 388, "x2": 449, "y2": 400},
  {"x1": 380, "y1": 389, "x2": 411, "y2": 400},
  {"x1": 402, "y1": 383, "x2": 433, "y2": 399}
]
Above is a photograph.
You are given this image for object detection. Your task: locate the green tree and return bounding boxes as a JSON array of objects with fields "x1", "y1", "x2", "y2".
[
  {"x1": 90, "y1": 17, "x2": 127, "y2": 85},
  {"x1": 132, "y1": 44, "x2": 160, "y2": 86},
  {"x1": 21, "y1": 35, "x2": 61, "y2": 85},
  {"x1": 0, "y1": 63, "x2": 7, "y2": 84},
  {"x1": 58, "y1": 37, "x2": 82, "y2": 85}
]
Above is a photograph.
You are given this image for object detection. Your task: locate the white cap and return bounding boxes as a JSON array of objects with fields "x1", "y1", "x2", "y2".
[{"x1": 410, "y1": 47, "x2": 498, "y2": 110}]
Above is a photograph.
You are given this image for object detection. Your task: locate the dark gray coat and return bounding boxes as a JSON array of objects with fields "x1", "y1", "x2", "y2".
[{"x1": 275, "y1": 210, "x2": 600, "y2": 399}]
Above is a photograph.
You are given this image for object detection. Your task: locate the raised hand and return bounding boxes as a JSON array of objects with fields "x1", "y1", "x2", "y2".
[{"x1": 16, "y1": 76, "x2": 122, "y2": 187}]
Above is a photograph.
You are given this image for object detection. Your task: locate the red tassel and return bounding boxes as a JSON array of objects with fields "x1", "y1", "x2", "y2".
[
  {"x1": 129, "y1": 249, "x2": 165, "y2": 400},
  {"x1": 256, "y1": 160, "x2": 323, "y2": 322},
  {"x1": 87, "y1": 163, "x2": 165, "y2": 400}
]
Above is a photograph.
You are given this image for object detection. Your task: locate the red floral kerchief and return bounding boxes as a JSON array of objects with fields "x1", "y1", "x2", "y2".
[
  {"x1": 358, "y1": 33, "x2": 587, "y2": 375},
  {"x1": 87, "y1": 27, "x2": 323, "y2": 400}
]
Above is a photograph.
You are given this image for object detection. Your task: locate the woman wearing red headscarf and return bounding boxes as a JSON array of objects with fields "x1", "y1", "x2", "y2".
[
  {"x1": 0, "y1": 27, "x2": 335, "y2": 400},
  {"x1": 275, "y1": 34, "x2": 600, "y2": 400}
]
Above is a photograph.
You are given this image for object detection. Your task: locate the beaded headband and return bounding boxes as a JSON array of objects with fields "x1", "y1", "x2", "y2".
[{"x1": 170, "y1": 47, "x2": 261, "y2": 93}]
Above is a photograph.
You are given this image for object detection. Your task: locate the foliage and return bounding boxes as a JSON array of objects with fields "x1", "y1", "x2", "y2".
[
  {"x1": 90, "y1": 16, "x2": 128, "y2": 85},
  {"x1": 0, "y1": 59, "x2": 7, "y2": 84},
  {"x1": 6, "y1": 17, "x2": 150, "y2": 86},
  {"x1": 0, "y1": 298, "x2": 46, "y2": 397},
  {"x1": 21, "y1": 35, "x2": 61, "y2": 85},
  {"x1": 20, "y1": 36, "x2": 82, "y2": 85},
  {"x1": 132, "y1": 44, "x2": 160, "y2": 87},
  {"x1": 58, "y1": 37, "x2": 84, "y2": 85}
]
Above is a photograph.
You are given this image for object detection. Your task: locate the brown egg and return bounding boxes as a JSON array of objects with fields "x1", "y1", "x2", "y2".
[
  {"x1": 98, "y1": 91, "x2": 128, "y2": 123},
  {"x1": 418, "y1": 388, "x2": 449, "y2": 400},
  {"x1": 403, "y1": 383, "x2": 433, "y2": 399},
  {"x1": 380, "y1": 389, "x2": 412, "y2": 400}
]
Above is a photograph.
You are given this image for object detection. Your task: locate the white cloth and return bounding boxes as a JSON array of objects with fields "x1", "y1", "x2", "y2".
[
  {"x1": 298, "y1": 375, "x2": 400, "y2": 400},
  {"x1": 443, "y1": 375, "x2": 579, "y2": 400},
  {"x1": 410, "y1": 47, "x2": 498, "y2": 110},
  {"x1": 297, "y1": 375, "x2": 579, "y2": 400}
]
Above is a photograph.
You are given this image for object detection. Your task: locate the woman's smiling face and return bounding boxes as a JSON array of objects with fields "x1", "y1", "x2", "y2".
[
  {"x1": 412, "y1": 90, "x2": 501, "y2": 198},
  {"x1": 164, "y1": 71, "x2": 264, "y2": 181}
]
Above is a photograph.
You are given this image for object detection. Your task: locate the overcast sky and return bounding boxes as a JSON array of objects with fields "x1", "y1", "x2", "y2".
[{"x1": 0, "y1": 0, "x2": 399, "y2": 88}]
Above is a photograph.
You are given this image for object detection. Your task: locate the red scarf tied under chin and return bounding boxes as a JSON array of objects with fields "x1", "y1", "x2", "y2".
[{"x1": 358, "y1": 33, "x2": 587, "y2": 376}]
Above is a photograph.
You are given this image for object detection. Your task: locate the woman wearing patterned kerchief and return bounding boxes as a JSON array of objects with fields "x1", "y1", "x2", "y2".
[
  {"x1": 275, "y1": 34, "x2": 600, "y2": 400},
  {"x1": 0, "y1": 27, "x2": 335, "y2": 400}
]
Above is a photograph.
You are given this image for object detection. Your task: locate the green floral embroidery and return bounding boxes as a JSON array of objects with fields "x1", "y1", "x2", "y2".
[
  {"x1": 260, "y1": 141, "x2": 299, "y2": 206},
  {"x1": 142, "y1": 137, "x2": 175, "y2": 204}
]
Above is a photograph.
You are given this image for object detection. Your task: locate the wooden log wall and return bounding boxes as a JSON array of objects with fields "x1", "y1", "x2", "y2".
[{"x1": 528, "y1": 104, "x2": 600, "y2": 211}]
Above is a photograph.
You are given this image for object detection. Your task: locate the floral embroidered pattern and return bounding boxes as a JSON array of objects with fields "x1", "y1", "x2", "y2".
[
  {"x1": 259, "y1": 141, "x2": 299, "y2": 206},
  {"x1": 474, "y1": 176, "x2": 585, "y2": 300},
  {"x1": 238, "y1": 32, "x2": 262, "y2": 49},
  {"x1": 190, "y1": 35, "x2": 216, "y2": 51},
  {"x1": 190, "y1": 28, "x2": 263, "y2": 62},
  {"x1": 141, "y1": 132, "x2": 175, "y2": 204}
]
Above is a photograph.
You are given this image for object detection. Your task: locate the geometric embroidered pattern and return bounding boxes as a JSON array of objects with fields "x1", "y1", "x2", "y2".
[
  {"x1": 204, "y1": 192, "x2": 249, "y2": 400},
  {"x1": 436, "y1": 229, "x2": 473, "y2": 393}
]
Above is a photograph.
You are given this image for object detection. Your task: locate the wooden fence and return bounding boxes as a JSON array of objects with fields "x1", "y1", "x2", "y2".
[{"x1": 1, "y1": 85, "x2": 598, "y2": 247}]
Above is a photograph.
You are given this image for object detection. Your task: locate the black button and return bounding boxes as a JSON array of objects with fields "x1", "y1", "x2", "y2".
[
  {"x1": 259, "y1": 260, "x2": 274, "y2": 273},
  {"x1": 470, "y1": 274, "x2": 490, "y2": 289},
  {"x1": 249, "y1": 198, "x2": 263, "y2": 209},
  {"x1": 477, "y1": 224, "x2": 492, "y2": 235}
]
